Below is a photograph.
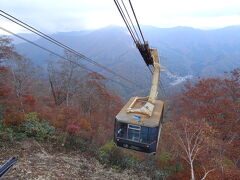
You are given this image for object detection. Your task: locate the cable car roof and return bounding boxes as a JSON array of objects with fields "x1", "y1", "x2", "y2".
[{"x1": 116, "y1": 97, "x2": 164, "y2": 127}]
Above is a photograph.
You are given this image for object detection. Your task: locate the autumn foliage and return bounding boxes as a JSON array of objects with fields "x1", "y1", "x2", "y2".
[
  {"x1": 1, "y1": 36, "x2": 239, "y2": 178},
  {"x1": 162, "y1": 68, "x2": 240, "y2": 179},
  {"x1": 0, "y1": 36, "x2": 122, "y2": 147}
]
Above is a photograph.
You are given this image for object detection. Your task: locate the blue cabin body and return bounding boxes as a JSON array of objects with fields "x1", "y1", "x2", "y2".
[{"x1": 114, "y1": 97, "x2": 164, "y2": 153}]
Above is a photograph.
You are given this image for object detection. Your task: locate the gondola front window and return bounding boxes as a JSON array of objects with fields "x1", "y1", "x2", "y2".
[
  {"x1": 115, "y1": 122, "x2": 159, "y2": 143},
  {"x1": 128, "y1": 124, "x2": 140, "y2": 141}
]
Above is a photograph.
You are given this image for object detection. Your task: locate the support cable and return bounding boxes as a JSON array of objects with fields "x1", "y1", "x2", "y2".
[
  {"x1": 128, "y1": 0, "x2": 146, "y2": 43},
  {"x1": 0, "y1": 10, "x2": 134, "y2": 85},
  {"x1": 0, "y1": 26, "x2": 138, "y2": 87},
  {"x1": 113, "y1": 0, "x2": 152, "y2": 73},
  {"x1": 113, "y1": 0, "x2": 138, "y2": 44},
  {"x1": 120, "y1": 0, "x2": 141, "y2": 43}
]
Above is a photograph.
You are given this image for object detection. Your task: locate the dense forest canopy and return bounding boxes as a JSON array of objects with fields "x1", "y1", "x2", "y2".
[
  {"x1": 162, "y1": 69, "x2": 240, "y2": 179},
  {"x1": 0, "y1": 36, "x2": 122, "y2": 145}
]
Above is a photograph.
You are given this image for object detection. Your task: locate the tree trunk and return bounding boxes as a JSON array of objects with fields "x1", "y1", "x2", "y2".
[{"x1": 190, "y1": 161, "x2": 195, "y2": 180}]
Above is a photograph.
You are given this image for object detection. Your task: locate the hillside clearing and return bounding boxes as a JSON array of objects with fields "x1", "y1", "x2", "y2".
[{"x1": 0, "y1": 139, "x2": 149, "y2": 180}]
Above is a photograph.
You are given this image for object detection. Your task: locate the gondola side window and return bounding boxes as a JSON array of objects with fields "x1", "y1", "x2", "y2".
[
  {"x1": 116, "y1": 122, "x2": 127, "y2": 138},
  {"x1": 140, "y1": 126, "x2": 149, "y2": 143},
  {"x1": 149, "y1": 127, "x2": 159, "y2": 142}
]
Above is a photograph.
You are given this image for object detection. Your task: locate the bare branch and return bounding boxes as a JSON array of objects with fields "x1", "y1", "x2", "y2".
[{"x1": 201, "y1": 168, "x2": 215, "y2": 180}]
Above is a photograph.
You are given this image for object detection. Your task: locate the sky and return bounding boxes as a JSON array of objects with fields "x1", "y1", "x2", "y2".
[{"x1": 0, "y1": 0, "x2": 240, "y2": 34}]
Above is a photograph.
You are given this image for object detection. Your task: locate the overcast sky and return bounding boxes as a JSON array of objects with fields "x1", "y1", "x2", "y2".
[{"x1": 0, "y1": 0, "x2": 240, "y2": 34}]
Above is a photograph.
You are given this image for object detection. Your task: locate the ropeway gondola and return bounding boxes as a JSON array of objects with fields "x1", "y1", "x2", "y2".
[{"x1": 114, "y1": 47, "x2": 164, "y2": 154}]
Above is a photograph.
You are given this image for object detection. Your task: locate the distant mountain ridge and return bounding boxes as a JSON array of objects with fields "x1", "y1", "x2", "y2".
[{"x1": 11, "y1": 25, "x2": 240, "y2": 98}]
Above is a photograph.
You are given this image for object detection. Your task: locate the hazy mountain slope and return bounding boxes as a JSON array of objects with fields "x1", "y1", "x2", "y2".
[
  {"x1": 143, "y1": 25, "x2": 240, "y2": 76},
  {"x1": 13, "y1": 25, "x2": 240, "y2": 98}
]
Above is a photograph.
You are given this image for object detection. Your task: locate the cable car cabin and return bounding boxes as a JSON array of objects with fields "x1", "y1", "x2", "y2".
[
  {"x1": 114, "y1": 48, "x2": 164, "y2": 154},
  {"x1": 114, "y1": 97, "x2": 164, "y2": 154}
]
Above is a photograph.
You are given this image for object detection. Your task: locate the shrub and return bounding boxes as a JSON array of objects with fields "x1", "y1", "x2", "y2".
[
  {"x1": 0, "y1": 118, "x2": 27, "y2": 143},
  {"x1": 64, "y1": 122, "x2": 94, "y2": 153},
  {"x1": 153, "y1": 170, "x2": 170, "y2": 180},
  {"x1": 64, "y1": 132, "x2": 92, "y2": 152},
  {"x1": 22, "y1": 112, "x2": 55, "y2": 141},
  {"x1": 0, "y1": 121, "x2": 14, "y2": 142},
  {"x1": 98, "y1": 141, "x2": 139, "y2": 170}
]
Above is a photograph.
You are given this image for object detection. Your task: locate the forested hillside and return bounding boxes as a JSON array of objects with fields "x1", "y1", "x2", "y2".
[{"x1": 1, "y1": 28, "x2": 239, "y2": 180}]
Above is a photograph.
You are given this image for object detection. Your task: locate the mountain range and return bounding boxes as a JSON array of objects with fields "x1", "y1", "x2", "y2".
[{"x1": 11, "y1": 25, "x2": 240, "y2": 99}]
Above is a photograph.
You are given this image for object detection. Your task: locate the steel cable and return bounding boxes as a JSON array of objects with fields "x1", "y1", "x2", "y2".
[
  {"x1": 0, "y1": 10, "x2": 136, "y2": 85},
  {"x1": 0, "y1": 26, "x2": 138, "y2": 88}
]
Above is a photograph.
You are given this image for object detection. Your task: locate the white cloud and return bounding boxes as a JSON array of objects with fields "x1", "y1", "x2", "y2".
[
  {"x1": 0, "y1": 20, "x2": 27, "y2": 34},
  {"x1": 0, "y1": 0, "x2": 240, "y2": 34}
]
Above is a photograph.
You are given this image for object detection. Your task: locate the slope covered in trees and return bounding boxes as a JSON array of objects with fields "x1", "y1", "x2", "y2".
[
  {"x1": 1, "y1": 35, "x2": 239, "y2": 179},
  {"x1": 0, "y1": 36, "x2": 122, "y2": 148},
  {"x1": 161, "y1": 69, "x2": 240, "y2": 179}
]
